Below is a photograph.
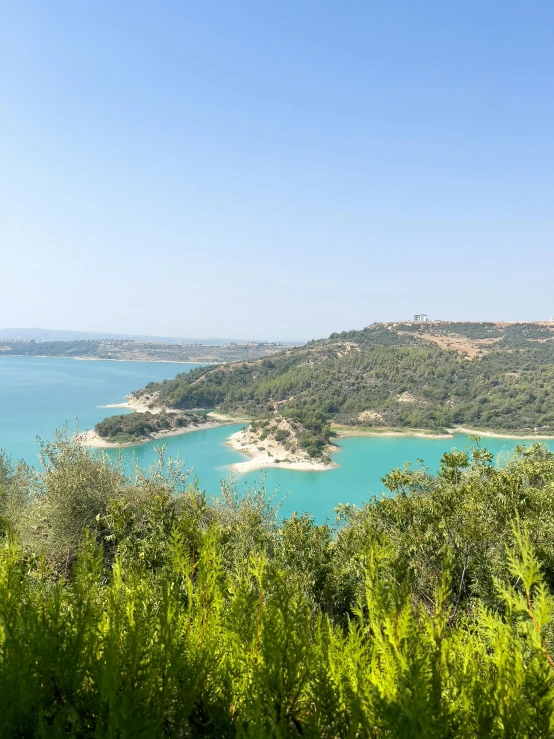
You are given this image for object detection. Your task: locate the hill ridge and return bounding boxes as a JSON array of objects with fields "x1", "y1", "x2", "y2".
[{"x1": 110, "y1": 321, "x2": 554, "y2": 457}]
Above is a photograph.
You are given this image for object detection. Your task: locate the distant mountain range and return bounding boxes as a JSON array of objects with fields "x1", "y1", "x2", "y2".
[{"x1": 0, "y1": 328, "x2": 305, "y2": 346}]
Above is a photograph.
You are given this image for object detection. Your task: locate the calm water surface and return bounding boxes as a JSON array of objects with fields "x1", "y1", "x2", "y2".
[
  {"x1": 0, "y1": 357, "x2": 201, "y2": 462},
  {"x1": 2, "y1": 356, "x2": 553, "y2": 523}
]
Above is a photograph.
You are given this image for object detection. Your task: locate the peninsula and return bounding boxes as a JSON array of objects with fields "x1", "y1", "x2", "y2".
[{"x1": 93, "y1": 321, "x2": 554, "y2": 471}]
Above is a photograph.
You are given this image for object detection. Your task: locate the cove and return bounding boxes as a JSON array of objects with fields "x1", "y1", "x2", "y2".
[
  {"x1": 0, "y1": 356, "x2": 202, "y2": 463},
  {"x1": 102, "y1": 427, "x2": 553, "y2": 523},
  {"x1": 2, "y1": 356, "x2": 554, "y2": 524}
]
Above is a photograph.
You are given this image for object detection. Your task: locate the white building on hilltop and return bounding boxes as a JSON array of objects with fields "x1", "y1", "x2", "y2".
[{"x1": 413, "y1": 314, "x2": 428, "y2": 322}]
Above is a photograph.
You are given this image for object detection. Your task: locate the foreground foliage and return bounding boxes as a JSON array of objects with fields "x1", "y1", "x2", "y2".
[{"x1": 0, "y1": 436, "x2": 554, "y2": 736}]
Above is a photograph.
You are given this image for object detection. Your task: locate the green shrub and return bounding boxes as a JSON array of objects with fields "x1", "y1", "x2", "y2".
[{"x1": 0, "y1": 435, "x2": 553, "y2": 735}]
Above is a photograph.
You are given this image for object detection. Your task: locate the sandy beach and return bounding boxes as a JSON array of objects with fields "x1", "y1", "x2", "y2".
[
  {"x1": 226, "y1": 428, "x2": 337, "y2": 474},
  {"x1": 103, "y1": 397, "x2": 154, "y2": 413},
  {"x1": 80, "y1": 398, "x2": 241, "y2": 449},
  {"x1": 447, "y1": 426, "x2": 554, "y2": 441},
  {"x1": 332, "y1": 424, "x2": 452, "y2": 440},
  {"x1": 81, "y1": 420, "x2": 231, "y2": 449},
  {"x1": 331, "y1": 424, "x2": 554, "y2": 441},
  {"x1": 83, "y1": 393, "x2": 554, "y2": 459}
]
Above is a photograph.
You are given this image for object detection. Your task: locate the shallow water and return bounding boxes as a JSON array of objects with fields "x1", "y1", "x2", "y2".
[
  {"x1": 2, "y1": 356, "x2": 553, "y2": 523},
  {"x1": 0, "y1": 356, "x2": 201, "y2": 462},
  {"x1": 104, "y1": 425, "x2": 554, "y2": 523}
]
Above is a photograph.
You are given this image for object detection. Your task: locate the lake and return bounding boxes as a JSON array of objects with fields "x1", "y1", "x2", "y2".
[{"x1": 2, "y1": 356, "x2": 553, "y2": 523}]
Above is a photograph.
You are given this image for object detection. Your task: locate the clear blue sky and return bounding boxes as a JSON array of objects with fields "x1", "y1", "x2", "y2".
[{"x1": 1, "y1": 1, "x2": 553, "y2": 340}]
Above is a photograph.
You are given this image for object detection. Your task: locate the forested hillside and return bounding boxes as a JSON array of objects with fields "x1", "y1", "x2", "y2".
[
  {"x1": 130, "y1": 322, "x2": 554, "y2": 456},
  {"x1": 0, "y1": 434, "x2": 553, "y2": 735}
]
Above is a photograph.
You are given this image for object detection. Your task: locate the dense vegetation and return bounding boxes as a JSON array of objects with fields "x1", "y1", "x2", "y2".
[
  {"x1": 130, "y1": 322, "x2": 554, "y2": 456},
  {"x1": 0, "y1": 339, "x2": 292, "y2": 363},
  {"x1": 0, "y1": 434, "x2": 554, "y2": 735},
  {"x1": 393, "y1": 322, "x2": 504, "y2": 340},
  {"x1": 94, "y1": 411, "x2": 209, "y2": 443}
]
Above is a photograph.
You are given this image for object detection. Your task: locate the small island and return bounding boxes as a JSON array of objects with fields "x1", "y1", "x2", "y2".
[{"x1": 227, "y1": 415, "x2": 336, "y2": 473}]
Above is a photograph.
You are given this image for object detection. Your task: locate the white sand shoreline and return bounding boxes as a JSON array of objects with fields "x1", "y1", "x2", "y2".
[
  {"x1": 81, "y1": 421, "x2": 232, "y2": 449},
  {"x1": 448, "y1": 426, "x2": 554, "y2": 441},
  {"x1": 103, "y1": 398, "x2": 156, "y2": 413},
  {"x1": 226, "y1": 428, "x2": 337, "y2": 474},
  {"x1": 81, "y1": 399, "x2": 243, "y2": 449},
  {"x1": 333, "y1": 426, "x2": 452, "y2": 440},
  {"x1": 82, "y1": 394, "x2": 554, "y2": 466},
  {"x1": 332, "y1": 424, "x2": 554, "y2": 441}
]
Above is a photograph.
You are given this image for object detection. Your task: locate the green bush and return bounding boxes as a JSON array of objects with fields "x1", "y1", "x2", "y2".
[
  {"x1": 95, "y1": 411, "x2": 206, "y2": 442},
  {"x1": 0, "y1": 435, "x2": 553, "y2": 736}
]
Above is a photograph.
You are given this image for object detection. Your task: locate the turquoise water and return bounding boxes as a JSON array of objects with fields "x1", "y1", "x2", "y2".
[
  {"x1": 0, "y1": 357, "x2": 201, "y2": 463},
  {"x1": 2, "y1": 356, "x2": 554, "y2": 523},
  {"x1": 104, "y1": 427, "x2": 554, "y2": 523}
]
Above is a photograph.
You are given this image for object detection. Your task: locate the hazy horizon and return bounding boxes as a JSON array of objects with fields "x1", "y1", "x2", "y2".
[
  {"x1": 0, "y1": 326, "x2": 309, "y2": 343},
  {"x1": 3, "y1": 317, "x2": 554, "y2": 346},
  {"x1": 2, "y1": 2, "x2": 554, "y2": 339}
]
